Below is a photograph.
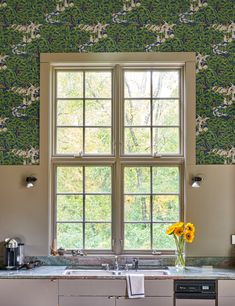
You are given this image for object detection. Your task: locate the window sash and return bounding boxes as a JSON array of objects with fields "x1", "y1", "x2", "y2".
[
  {"x1": 53, "y1": 68, "x2": 114, "y2": 157},
  {"x1": 122, "y1": 165, "x2": 181, "y2": 251},
  {"x1": 54, "y1": 164, "x2": 113, "y2": 251}
]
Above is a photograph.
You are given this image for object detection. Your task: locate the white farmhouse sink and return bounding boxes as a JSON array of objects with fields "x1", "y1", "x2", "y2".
[
  {"x1": 63, "y1": 269, "x2": 109, "y2": 276},
  {"x1": 63, "y1": 269, "x2": 170, "y2": 277}
]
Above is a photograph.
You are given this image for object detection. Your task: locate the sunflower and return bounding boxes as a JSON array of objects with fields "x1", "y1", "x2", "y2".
[
  {"x1": 174, "y1": 221, "x2": 184, "y2": 228},
  {"x1": 166, "y1": 225, "x2": 176, "y2": 235},
  {"x1": 185, "y1": 223, "x2": 195, "y2": 233},
  {"x1": 174, "y1": 227, "x2": 184, "y2": 236},
  {"x1": 184, "y1": 230, "x2": 195, "y2": 243}
]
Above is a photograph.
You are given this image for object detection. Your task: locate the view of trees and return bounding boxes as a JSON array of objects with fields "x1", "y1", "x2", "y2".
[
  {"x1": 55, "y1": 68, "x2": 181, "y2": 251},
  {"x1": 56, "y1": 71, "x2": 112, "y2": 155}
]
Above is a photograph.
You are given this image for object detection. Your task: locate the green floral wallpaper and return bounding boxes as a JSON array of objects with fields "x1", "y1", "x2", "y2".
[{"x1": 0, "y1": 0, "x2": 234, "y2": 165}]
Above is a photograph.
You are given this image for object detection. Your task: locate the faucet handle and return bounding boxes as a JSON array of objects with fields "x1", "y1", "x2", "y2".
[{"x1": 101, "y1": 263, "x2": 110, "y2": 271}]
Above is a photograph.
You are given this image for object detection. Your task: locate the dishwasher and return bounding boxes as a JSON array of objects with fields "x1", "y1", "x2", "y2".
[{"x1": 175, "y1": 280, "x2": 216, "y2": 306}]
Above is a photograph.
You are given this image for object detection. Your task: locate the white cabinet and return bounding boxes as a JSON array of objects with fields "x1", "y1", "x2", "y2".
[
  {"x1": 58, "y1": 279, "x2": 174, "y2": 306},
  {"x1": 60, "y1": 296, "x2": 173, "y2": 306},
  {"x1": 116, "y1": 296, "x2": 173, "y2": 306},
  {"x1": 218, "y1": 280, "x2": 235, "y2": 306},
  {"x1": 59, "y1": 279, "x2": 125, "y2": 296},
  {"x1": 60, "y1": 296, "x2": 115, "y2": 306},
  {"x1": 218, "y1": 298, "x2": 235, "y2": 306},
  {"x1": 0, "y1": 279, "x2": 58, "y2": 306}
]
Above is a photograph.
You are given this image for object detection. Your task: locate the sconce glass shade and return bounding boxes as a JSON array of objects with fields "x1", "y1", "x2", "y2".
[
  {"x1": 192, "y1": 176, "x2": 202, "y2": 188},
  {"x1": 26, "y1": 176, "x2": 37, "y2": 188}
]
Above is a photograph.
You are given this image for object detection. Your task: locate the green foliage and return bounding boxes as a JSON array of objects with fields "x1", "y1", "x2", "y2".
[
  {"x1": 123, "y1": 166, "x2": 179, "y2": 250},
  {"x1": 56, "y1": 166, "x2": 112, "y2": 249}
]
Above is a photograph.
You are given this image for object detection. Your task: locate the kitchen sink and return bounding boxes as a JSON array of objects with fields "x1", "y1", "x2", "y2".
[
  {"x1": 63, "y1": 268, "x2": 170, "y2": 276},
  {"x1": 63, "y1": 269, "x2": 109, "y2": 276}
]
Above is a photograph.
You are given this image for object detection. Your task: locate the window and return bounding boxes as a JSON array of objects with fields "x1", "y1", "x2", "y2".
[{"x1": 42, "y1": 53, "x2": 195, "y2": 254}]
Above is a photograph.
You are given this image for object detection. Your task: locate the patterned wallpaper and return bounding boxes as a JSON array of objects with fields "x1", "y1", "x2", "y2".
[{"x1": 0, "y1": 0, "x2": 234, "y2": 165}]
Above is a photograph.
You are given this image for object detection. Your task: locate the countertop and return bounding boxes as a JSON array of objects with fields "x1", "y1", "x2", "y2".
[{"x1": 1, "y1": 266, "x2": 235, "y2": 280}]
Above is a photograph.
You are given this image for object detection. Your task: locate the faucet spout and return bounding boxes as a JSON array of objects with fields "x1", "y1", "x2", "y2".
[{"x1": 114, "y1": 256, "x2": 119, "y2": 271}]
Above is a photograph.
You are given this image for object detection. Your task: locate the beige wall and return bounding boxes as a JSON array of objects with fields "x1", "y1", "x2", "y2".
[
  {"x1": 185, "y1": 165, "x2": 235, "y2": 257},
  {"x1": 0, "y1": 165, "x2": 49, "y2": 255},
  {"x1": 0, "y1": 164, "x2": 234, "y2": 256}
]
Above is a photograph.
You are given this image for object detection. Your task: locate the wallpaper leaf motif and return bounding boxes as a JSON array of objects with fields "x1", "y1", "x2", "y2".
[
  {"x1": 0, "y1": 0, "x2": 234, "y2": 165},
  {"x1": 143, "y1": 22, "x2": 175, "y2": 51},
  {"x1": 211, "y1": 22, "x2": 235, "y2": 55}
]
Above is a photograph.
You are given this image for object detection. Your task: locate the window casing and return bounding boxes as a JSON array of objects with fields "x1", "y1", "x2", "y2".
[{"x1": 42, "y1": 53, "x2": 195, "y2": 255}]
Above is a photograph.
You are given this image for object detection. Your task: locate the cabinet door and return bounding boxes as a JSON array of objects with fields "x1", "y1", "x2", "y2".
[
  {"x1": 59, "y1": 296, "x2": 115, "y2": 306},
  {"x1": 218, "y1": 297, "x2": 235, "y2": 306},
  {"x1": 0, "y1": 279, "x2": 58, "y2": 306},
  {"x1": 116, "y1": 296, "x2": 173, "y2": 306}
]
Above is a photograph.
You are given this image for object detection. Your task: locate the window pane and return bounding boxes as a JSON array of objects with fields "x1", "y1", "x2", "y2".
[
  {"x1": 57, "y1": 167, "x2": 83, "y2": 193},
  {"x1": 124, "y1": 71, "x2": 151, "y2": 98},
  {"x1": 85, "y1": 71, "x2": 112, "y2": 98},
  {"x1": 124, "y1": 167, "x2": 150, "y2": 194},
  {"x1": 57, "y1": 100, "x2": 83, "y2": 126},
  {"x1": 125, "y1": 100, "x2": 150, "y2": 126},
  {"x1": 124, "y1": 223, "x2": 151, "y2": 249},
  {"x1": 153, "y1": 128, "x2": 179, "y2": 154},
  {"x1": 86, "y1": 195, "x2": 111, "y2": 221},
  {"x1": 85, "y1": 128, "x2": 111, "y2": 154},
  {"x1": 85, "y1": 167, "x2": 111, "y2": 193},
  {"x1": 85, "y1": 223, "x2": 111, "y2": 249},
  {"x1": 152, "y1": 71, "x2": 179, "y2": 98},
  {"x1": 57, "y1": 195, "x2": 83, "y2": 221},
  {"x1": 85, "y1": 100, "x2": 111, "y2": 126},
  {"x1": 57, "y1": 128, "x2": 83, "y2": 154},
  {"x1": 153, "y1": 224, "x2": 175, "y2": 250},
  {"x1": 153, "y1": 100, "x2": 179, "y2": 126},
  {"x1": 125, "y1": 128, "x2": 151, "y2": 154},
  {"x1": 57, "y1": 71, "x2": 83, "y2": 98},
  {"x1": 57, "y1": 223, "x2": 83, "y2": 249},
  {"x1": 152, "y1": 195, "x2": 179, "y2": 222},
  {"x1": 124, "y1": 195, "x2": 150, "y2": 222},
  {"x1": 153, "y1": 167, "x2": 179, "y2": 193}
]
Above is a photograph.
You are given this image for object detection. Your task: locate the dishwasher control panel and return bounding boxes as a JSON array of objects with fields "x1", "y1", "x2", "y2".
[{"x1": 175, "y1": 280, "x2": 216, "y2": 299}]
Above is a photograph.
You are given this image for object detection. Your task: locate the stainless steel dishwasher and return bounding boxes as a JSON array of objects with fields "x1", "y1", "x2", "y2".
[{"x1": 175, "y1": 280, "x2": 216, "y2": 306}]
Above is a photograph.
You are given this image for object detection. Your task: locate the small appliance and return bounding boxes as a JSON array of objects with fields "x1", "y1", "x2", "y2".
[{"x1": 4, "y1": 238, "x2": 24, "y2": 269}]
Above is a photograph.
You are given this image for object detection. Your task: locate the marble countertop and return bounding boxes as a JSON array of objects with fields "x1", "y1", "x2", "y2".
[{"x1": 1, "y1": 266, "x2": 235, "y2": 280}]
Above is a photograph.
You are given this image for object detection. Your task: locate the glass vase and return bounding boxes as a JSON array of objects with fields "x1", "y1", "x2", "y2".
[{"x1": 175, "y1": 250, "x2": 185, "y2": 269}]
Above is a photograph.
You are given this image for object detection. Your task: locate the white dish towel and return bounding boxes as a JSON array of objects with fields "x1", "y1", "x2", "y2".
[{"x1": 126, "y1": 274, "x2": 145, "y2": 299}]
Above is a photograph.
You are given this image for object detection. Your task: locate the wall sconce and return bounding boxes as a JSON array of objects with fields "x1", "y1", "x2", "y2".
[
  {"x1": 191, "y1": 176, "x2": 203, "y2": 188},
  {"x1": 26, "y1": 176, "x2": 37, "y2": 188}
]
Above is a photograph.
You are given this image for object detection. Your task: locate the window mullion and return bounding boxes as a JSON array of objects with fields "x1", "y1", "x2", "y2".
[
  {"x1": 112, "y1": 64, "x2": 122, "y2": 254},
  {"x1": 82, "y1": 166, "x2": 85, "y2": 250},
  {"x1": 150, "y1": 71, "x2": 153, "y2": 156},
  {"x1": 150, "y1": 166, "x2": 153, "y2": 250},
  {"x1": 83, "y1": 71, "x2": 85, "y2": 155}
]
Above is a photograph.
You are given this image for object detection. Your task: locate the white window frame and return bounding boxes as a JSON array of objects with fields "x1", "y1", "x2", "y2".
[{"x1": 40, "y1": 52, "x2": 196, "y2": 255}]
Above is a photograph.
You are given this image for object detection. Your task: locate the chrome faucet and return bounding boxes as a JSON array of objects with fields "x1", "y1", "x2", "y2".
[{"x1": 133, "y1": 258, "x2": 139, "y2": 271}]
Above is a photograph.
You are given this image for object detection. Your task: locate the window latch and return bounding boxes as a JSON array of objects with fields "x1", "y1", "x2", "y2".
[
  {"x1": 153, "y1": 152, "x2": 162, "y2": 158},
  {"x1": 73, "y1": 151, "x2": 83, "y2": 158}
]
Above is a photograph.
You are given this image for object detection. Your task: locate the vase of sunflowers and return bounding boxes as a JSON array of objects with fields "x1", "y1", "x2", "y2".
[{"x1": 166, "y1": 222, "x2": 195, "y2": 269}]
